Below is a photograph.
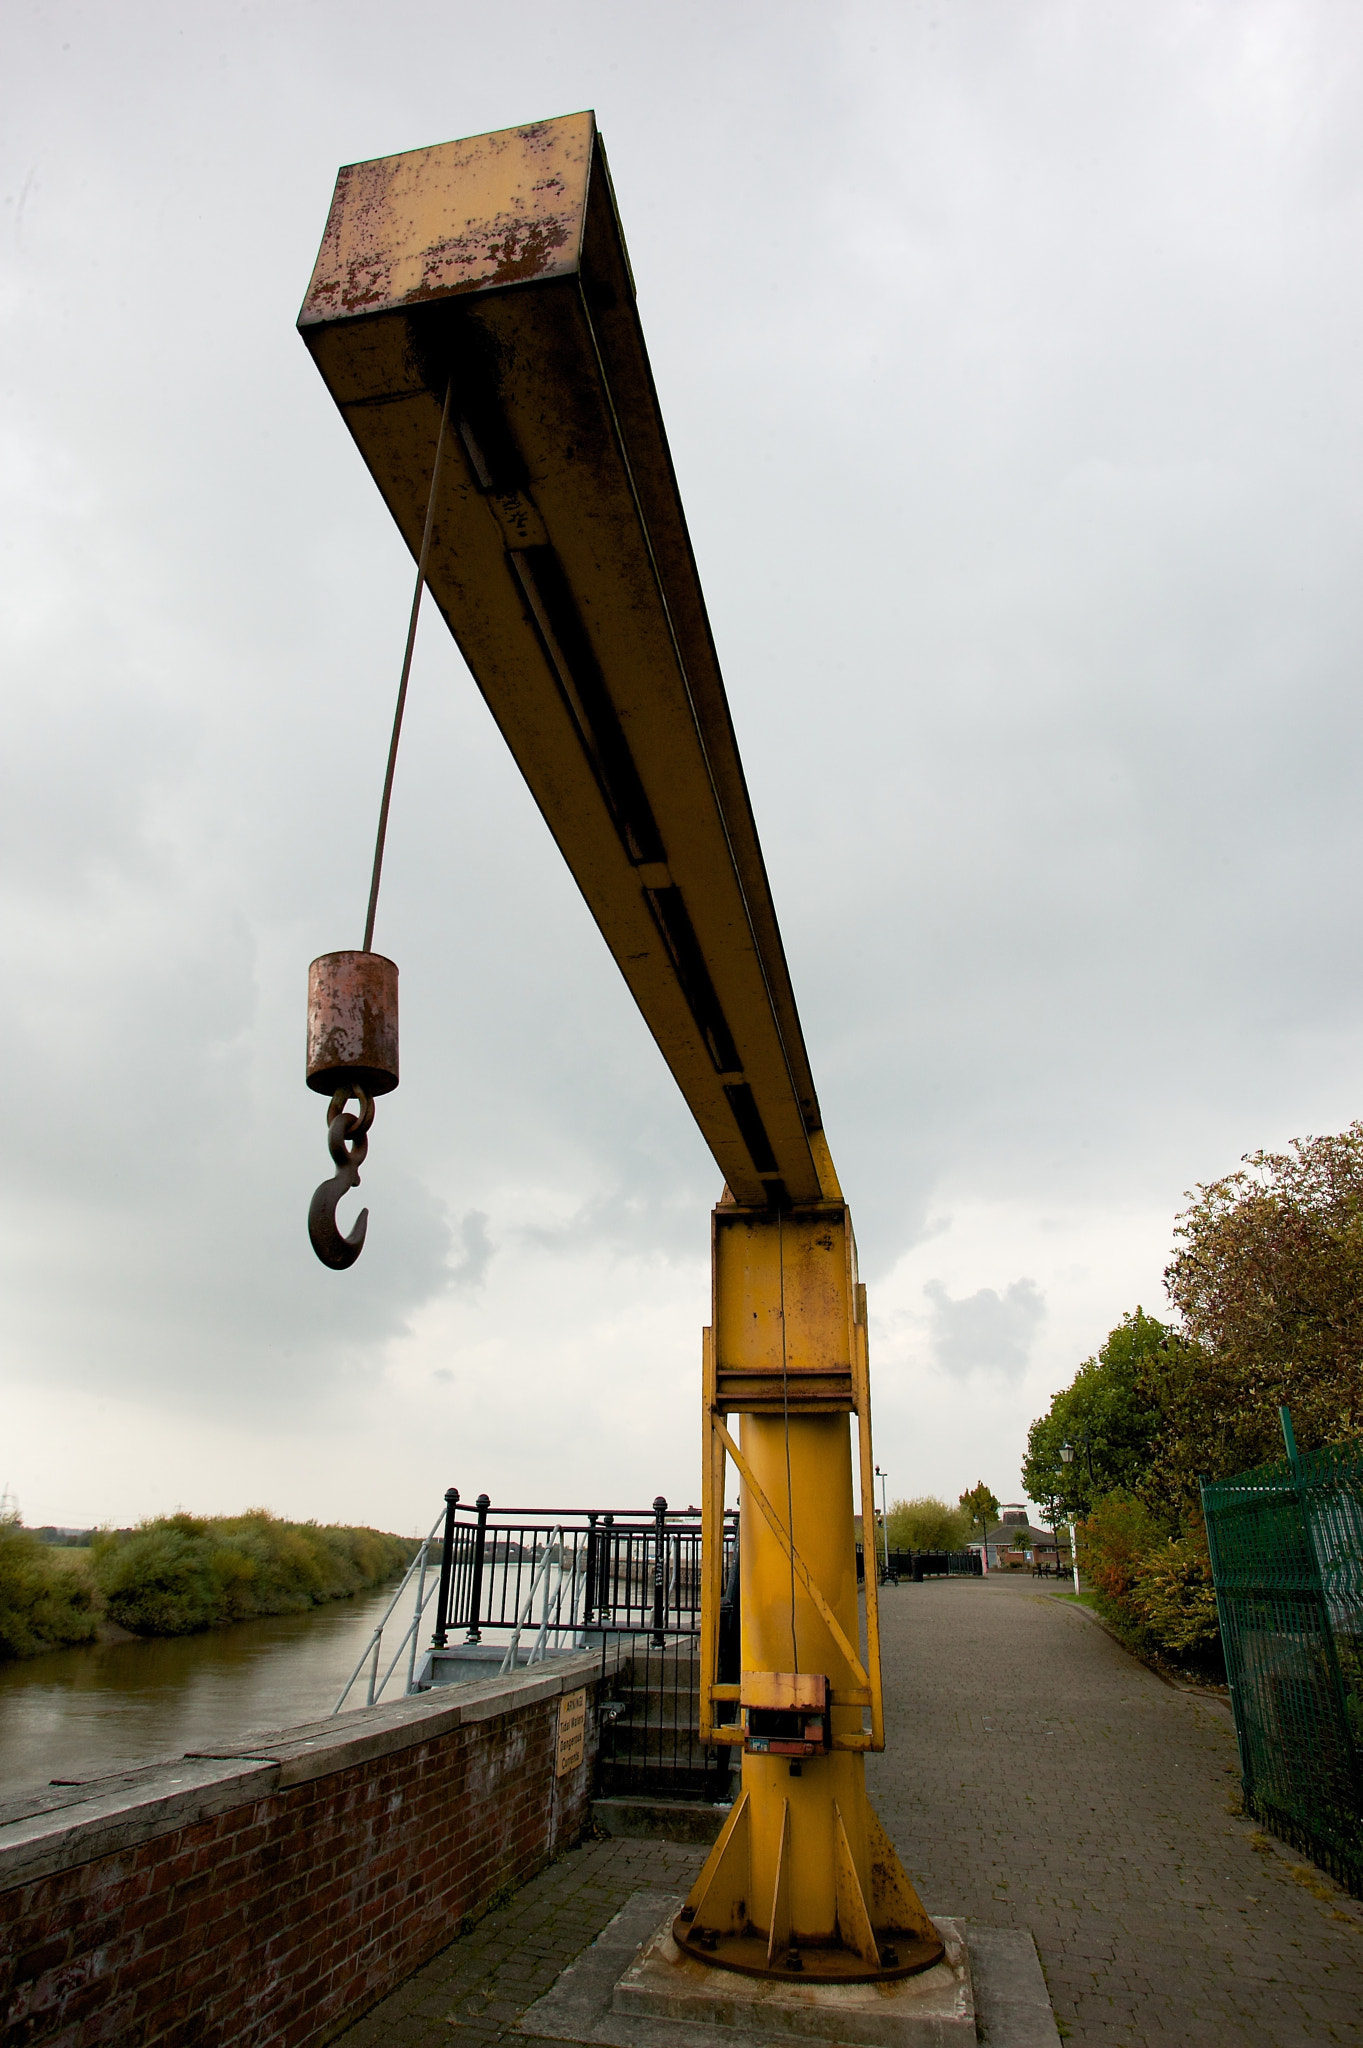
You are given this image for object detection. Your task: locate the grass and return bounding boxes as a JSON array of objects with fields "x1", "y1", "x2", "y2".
[{"x1": 45, "y1": 1546, "x2": 94, "y2": 1573}]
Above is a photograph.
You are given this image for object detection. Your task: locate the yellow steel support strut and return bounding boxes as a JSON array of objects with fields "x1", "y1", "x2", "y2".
[{"x1": 297, "y1": 111, "x2": 941, "y2": 1985}]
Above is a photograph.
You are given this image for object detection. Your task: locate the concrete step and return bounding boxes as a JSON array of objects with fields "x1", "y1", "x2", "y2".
[{"x1": 590, "y1": 1796, "x2": 731, "y2": 1844}]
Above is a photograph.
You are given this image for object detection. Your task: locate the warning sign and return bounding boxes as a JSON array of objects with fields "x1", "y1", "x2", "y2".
[{"x1": 556, "y1": 1688, "x2": 587, "y2": 1777}]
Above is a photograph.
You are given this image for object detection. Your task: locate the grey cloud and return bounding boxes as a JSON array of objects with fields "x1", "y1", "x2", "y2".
[
  {"x1": 448, "y1": 1211, "x2": 494, "y2": 1292},
  {"x1": 516, "y1": 1164, "x2": 714, "y2": 1265},
  {"x1": 924, "y1": 1279, "x2": 1046, "y2": 1381}
]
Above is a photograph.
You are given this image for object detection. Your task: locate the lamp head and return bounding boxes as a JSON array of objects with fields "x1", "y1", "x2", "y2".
[{"x1": 1060, "y1": 1443, "x2": 1074, "y2": 1465}]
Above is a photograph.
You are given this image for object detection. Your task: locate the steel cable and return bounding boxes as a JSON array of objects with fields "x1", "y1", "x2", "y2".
[
  {"x1": 362, "y1": 374, "x2": 455, "y2": 953},
  {"x1": 778, "y1": 1212, "x2": 799, "y2": 1672}
]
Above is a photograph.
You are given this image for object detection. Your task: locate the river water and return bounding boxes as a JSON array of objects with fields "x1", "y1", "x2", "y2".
[{"x1": 0, "y1": 1582, "x2": 410, "y2": 1804}]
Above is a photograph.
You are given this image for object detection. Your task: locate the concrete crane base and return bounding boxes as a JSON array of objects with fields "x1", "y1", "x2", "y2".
[
  {"x1": 518, "y1": 1890, "x2": 990, "y2": 2048},
  {"x1": 615, "y1": 1909, "x2": 974, "y2": 2045}
]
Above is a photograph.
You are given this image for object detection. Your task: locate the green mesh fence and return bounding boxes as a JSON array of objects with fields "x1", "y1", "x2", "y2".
[{"x1": 1202, "y1": 1421, "x2": 1363, "y2": 1895}]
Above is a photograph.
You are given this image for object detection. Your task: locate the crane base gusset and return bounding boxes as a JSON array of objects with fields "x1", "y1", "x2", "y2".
[{"x1": 674, "y1": 1793, "x2": 941, "y2": 1982}]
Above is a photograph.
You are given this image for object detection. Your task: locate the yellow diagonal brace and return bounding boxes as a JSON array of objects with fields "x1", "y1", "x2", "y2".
[
  {"x1": 700, "y1": 1326, "x2": 719, "y2": 1743},
  {"x1": 714, "y1": 1417, "x2": 871, "y2": 1694},
  {"x1": 851, "y1": 1300, "x2": 885, "y2": 1751}
]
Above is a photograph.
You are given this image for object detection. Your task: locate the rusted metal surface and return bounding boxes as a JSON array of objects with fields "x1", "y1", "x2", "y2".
[
  {"x1": 305, "y1": 952, "x2": 397, "y2": 1268},
  {"x1": 308, "y1": 1087, "x2": 373, "y2": 1270},
  {"x1": 306, "y1": 950, "x2": 399, "y2": 1096},
  {"x1": 712, "y1": 1202, "x2": 858, "y2": 1415},
  {"x1": 739, "y1": 1671, "x2": 828, "y2": 1713},
  {"x1": 300, "y1": 117, "x2": 594, "y2": 323},
  {"x1": 298, "y1": 112, "x2": 822, "y2": 1207},
  {"x1": 669, "y1": 1922, "x2": 943, "y2": 1984},
  {"x1": 669, "y1": 1788, "x2": 943, "y2": 1983}
]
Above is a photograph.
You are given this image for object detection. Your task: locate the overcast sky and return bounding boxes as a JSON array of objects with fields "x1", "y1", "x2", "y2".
[{"x1": 3, "y1": 0, "x2": 1362, "y2": 1535}]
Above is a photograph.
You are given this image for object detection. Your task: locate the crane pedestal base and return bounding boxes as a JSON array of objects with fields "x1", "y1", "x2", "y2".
[
  {"x1": 612, "y1": 1909, "x2": 974, "y2": 2046},
  {"x1": 671, "y1": 1916, "x2": 943, "y2": 1983}
]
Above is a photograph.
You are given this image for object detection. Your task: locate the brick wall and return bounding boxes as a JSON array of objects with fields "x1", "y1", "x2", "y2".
[{"x1": 0, "y1": 1653, "x2": 602, "y2": 2048}]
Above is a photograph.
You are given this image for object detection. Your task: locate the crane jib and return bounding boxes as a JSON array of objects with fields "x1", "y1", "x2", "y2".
[{"x1": 297, "y1": 111, "x2": 826, "y2": 1210}]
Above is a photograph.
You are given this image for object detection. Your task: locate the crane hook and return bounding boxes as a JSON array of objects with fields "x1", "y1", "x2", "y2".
[{"x1": 308, "y1": 1087, "x2": 375, "y2": 1269}]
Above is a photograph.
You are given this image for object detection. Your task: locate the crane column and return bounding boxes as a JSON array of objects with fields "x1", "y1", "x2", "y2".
[{"x1": 679, "y1": 1191, "x2": 943, "y2": 1980}]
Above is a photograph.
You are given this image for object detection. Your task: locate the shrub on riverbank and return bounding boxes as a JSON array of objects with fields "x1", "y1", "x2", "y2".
[
  {"x1": 0, "y1": 1513, "x2": 100, "y2": 1656},
  {"x1": 89, "y1": 1512, "x2": 414, "y2": 1637}
]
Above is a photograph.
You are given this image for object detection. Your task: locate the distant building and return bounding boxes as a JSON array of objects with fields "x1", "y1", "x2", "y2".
[{"x1": 969, "y1": 1506, "x2": 1070, "y2": 1570}]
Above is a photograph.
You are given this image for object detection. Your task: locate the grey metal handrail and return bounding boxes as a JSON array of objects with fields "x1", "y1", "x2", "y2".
[{"x1": 332, "y1": 1508, "x2": 445, "y2": 1713}]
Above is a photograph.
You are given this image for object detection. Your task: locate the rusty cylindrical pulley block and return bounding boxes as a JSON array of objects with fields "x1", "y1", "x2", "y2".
[
  {"x1": 306, "y1": 950, "x2": 399, "y2": 1097},
  {"x1": 306, "y1": 952, "x2": 399, "y2": 1270}
]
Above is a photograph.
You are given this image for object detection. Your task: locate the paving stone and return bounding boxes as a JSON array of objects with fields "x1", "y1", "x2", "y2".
[{"x1": 867, "y1": 1576, "x2": 1363, "y2": 2044}]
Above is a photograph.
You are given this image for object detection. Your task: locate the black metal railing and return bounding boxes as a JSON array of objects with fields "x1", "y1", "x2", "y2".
[
  {"x1": 430, "y1": 1490, "x2": 734, "y2": 1645},
  {"x1": 428, "y1": 1490, "x2": 739, "y2": 1799},
  {"x1": 855, "y1": 1544, "x2": 982, "y2": 1583}
]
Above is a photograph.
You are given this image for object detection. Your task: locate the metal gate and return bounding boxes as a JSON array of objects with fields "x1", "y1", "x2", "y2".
[{"x1": 1202, "y1": 1415, "x2": 1363, "y2": 1894}]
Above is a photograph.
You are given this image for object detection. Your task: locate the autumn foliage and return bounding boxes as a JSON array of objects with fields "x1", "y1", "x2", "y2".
[
  {"x1": 1156, "y1": 1126, "x2": 1363, "y2": 1492},
  {"x1": 1025, "y1": 1124, "x2": 1363, "y2": 1676}
]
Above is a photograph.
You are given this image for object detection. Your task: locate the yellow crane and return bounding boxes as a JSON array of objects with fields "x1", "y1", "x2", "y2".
[{"x1": 299, "y1": 110, "x2": 942, "y2": 1985}]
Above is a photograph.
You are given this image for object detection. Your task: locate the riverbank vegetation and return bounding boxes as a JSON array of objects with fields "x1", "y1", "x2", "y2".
[
  {"x1": 0, "y1": 1510, "x2": 415, "y2": 1658},
  {"x1": 0, "y1": 1514, "x2": 100, "y2": 1657},
  {"x1": 1022, "y1": 1124, "x2": 1363, "y2": 1679}
]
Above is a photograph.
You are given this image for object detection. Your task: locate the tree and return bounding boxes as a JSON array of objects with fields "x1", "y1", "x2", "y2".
[
  {"x1": 1151, "y1": 1125, "x2": 1363, "y2": 1498},
  {"x1": 885, "y1": 1497, "x2": 970, "y2": 1553},
  {"x1": 958, "y1": 1483, "x2": 999, "y2": 1547},
  {"x1": 1021, "y1": 1309, "x2": 1167, "y2": 1517}
]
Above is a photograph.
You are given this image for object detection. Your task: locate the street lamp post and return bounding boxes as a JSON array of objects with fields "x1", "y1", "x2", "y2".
[
  {"x1": 1060, "y1": 1442, "x2": 1082, "y2": 1592},
  {"x1": 874, "y1": 1463, "x2": 893, "y2": 1583},
  {"x1": 1064, "y1": 1433, "x2": 1096, "y2": 1482}
]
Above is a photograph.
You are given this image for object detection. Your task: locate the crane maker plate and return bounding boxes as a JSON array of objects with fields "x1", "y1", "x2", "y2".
[{"x1": 299, "y1": 112, "x2": 828, "y2": 1207}]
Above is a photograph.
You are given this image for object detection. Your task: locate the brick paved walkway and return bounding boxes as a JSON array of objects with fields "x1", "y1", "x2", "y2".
[
  {"x1": 340, "y1": 1575, "x2": 1363, "y2": 2047},
  {"x1": 868, "y1": 1574, "x2": 1363, "y2": 2046},
  {"x1": 336, "y1": 1837, "x2": 706, "y2": 2048}
]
